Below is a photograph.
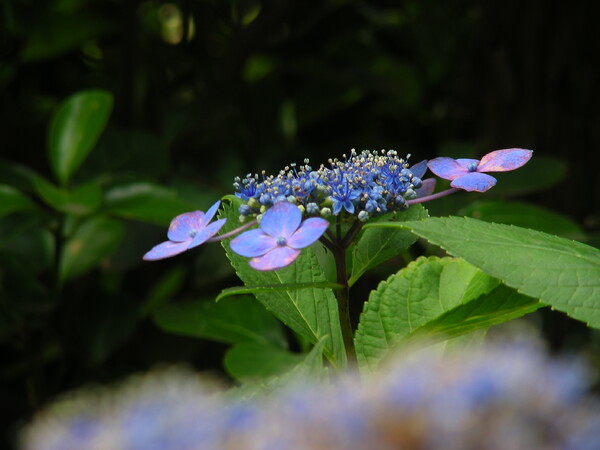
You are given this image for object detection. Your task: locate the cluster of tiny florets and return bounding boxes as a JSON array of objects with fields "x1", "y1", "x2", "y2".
[{"x1": 233, "y1": 149, "x2": 423, "y2": 223}]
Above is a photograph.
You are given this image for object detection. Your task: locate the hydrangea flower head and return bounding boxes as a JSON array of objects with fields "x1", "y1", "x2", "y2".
[
  {"x1": 143, "y1": 201, "x2": 226, "y2": 260},
  {"x1": 234, "y1": 150, "x2": 424, "y2": 222},
  {"x1": 230, "y1": 201, "x2": 329, "y2": 271},
  {"x1": 427, "y1": 148, "x2": 532, "y2": 192}
]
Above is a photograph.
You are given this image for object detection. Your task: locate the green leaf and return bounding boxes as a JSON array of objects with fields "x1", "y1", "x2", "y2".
[
  {"x1": 402, "y1": 217, "x2": 600, "y2": 329},
  {"x1": 224, "y1": 343, "x2": 304, "y2": 383},
  {"x1": 103, "y1": 182, "x2": 196, "y2": 225},
  {"x1": 20, "y1": 14, "x2": 113, "y2": 62},
  {"x1": 216, "y1": 282, "x2": 343, "y2": 302},
  {"x1": 219, "y1": 198, "x2": 347, "y2": 370},
  {"x1": 33, "y1": 177, "x2": 102, "y2": 215},
  {"x1": 58, "y1": 216, "x2": 124, "y2": 283},
  {"x1": 0, "y1": 185, "x2": 36, "y2": 217},
  {"x1": 48, "y1": 90, "x2": 113, "y2": 186},
  {"x1": 400, "y1": 284, "x2": 541, "y2": 347},
  {"x1": 141, "y1": 266, "x2": 187, "y2": 317},
  {"x1": 460, "y1": 201, "x2": 585, "y2": 238},
  {"x1": 153, "y1": 296, "x2": 286, "y2": 348},
  {"x1": 354, "y1": 257, "x2": 500, "y2": 372},
  {"x1": 349, "y1": 205, "x2": 428, "y2": 286},
  {"x1": 224, "y1": 338, "x2": 327, "y2": 400}
]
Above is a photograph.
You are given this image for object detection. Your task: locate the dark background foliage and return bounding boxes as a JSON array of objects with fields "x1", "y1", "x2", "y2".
[{"x1": 1, "y1": 0, "x2": 599, "y2": 447}]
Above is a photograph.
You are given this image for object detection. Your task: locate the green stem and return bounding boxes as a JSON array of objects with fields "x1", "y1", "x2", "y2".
[{"x1": 332, "y1": 215, "x2": 356, "y2": 364}]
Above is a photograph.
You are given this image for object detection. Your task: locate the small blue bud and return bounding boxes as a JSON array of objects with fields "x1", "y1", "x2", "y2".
[
  {"x1": 306, "y1": 202, "x2": 320, "y2": 215},
  {"x1": 404, "y1": 189, "x2": 417, "y2": 200},
  {"x1": 358, "y1": 210, "x2": 369, "y2": 222},
  {"x1": 411, "y1": 177, "x2": 422, "y2": 189},
  {"x1": 239, "y1": 204, "x2": 252, "y2": 215},
  {"x1": 467, "y1": 162, "x2": 478, "y2": 172}
]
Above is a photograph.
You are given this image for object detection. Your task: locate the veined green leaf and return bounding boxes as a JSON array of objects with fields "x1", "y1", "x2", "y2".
[
  {"x1": 401, "y1": 217, "x2": 600, "y2": 329},
  {"x1": 459, "y1": 200, "x2": 584, "y2": 238},
  {"x1": 349, "y1": 205, "x2": 428, "y2": 286},
  {"x1": 354, "y1": 257, "x2": 501, "y2": 372},
  {"x1": 219, "y1": 197, "x2": 346, "y2": 370},
  {"x1": 216, "y1": 282, "x2": 343, "y2": 302},
  {"x1": 400, "y1": 284, "x2": 541, "y2": 347}
]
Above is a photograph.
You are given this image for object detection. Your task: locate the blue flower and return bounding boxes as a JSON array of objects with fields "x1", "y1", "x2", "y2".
[
  {"x1": 329, "y1": 175, "x2": 361, "y2": 215},
  {"x1": 428, "y1": 148, "x2": 533, "y2": 192},
  {"x1": 143, "y1": 201, "x2": 226, "y2": 260},
  {"x1": 230, "y1": 201, "x2": 329, "y2": 271}
]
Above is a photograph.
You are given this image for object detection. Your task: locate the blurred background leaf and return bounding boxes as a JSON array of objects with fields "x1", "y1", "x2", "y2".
[{"x1": 47, "y1": 90, "x2": 113, "y2": 186}]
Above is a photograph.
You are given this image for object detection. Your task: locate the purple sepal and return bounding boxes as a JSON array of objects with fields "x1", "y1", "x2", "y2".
[
  {"x1": 143, "y1": 241, "x2": 192, "y2": 261},
  {"x1": 287, "y1": 218, "x2": 330, "y2": 249},
  {"x1": 450, "y1": 173, "x2": 497, "y2": 192},
  {"x1": 477, "y1": 149, "x2": 533, "y2": 172},
  {"x1": 249, "y1": 247, "x2": 301, "y2": 271},
  {"x1": 427, "y1": 157, "x2": 469, "y2": 180}
]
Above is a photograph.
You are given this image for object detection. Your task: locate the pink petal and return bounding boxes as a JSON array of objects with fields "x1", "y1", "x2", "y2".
[
  {"x1": 198, "y1": 200, "x2": 222, "y2": 228},
  {"x1": 287, "y1": 218, "x2": 330, "y2": 249},
  {"x1": 230, "y1": 229, "x2": 276, "y2": 257},
  {"x1": 450, "y1": 173, "x2": 497, "y2": 192},
  {"x1": 189, "y1": 218, "x2": 226, "y2": 248},
  {"x1": 414, "y1": 178, "x2": 436, "y2": 198},
  {"x1": 260, "y1": 201, "x2": 302, "y2": 239},
  {"x1": 427, "y1": 158, "x2": 470, "y2": 180},
  {"x1": 409, "y1": 160, "x2": 428, "y2": 178},
  {"x1": 167, "y1": 211, "x2": 204, "y2": 242},
  {"x1": 143, "y1": 240, "x2": 191, "y2": 260},
  {"x1": 249, "y1": 246, "x2": 301, "y2": 271},
  {"x1": 477, "y1": 149, "x2": 533, "y2": 173}
]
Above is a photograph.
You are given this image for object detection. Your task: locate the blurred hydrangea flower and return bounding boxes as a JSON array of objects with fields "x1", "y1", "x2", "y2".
[
  {"x1": 22, "y1": 341, "x2": 600, "y2": 450},
  {"x1": 427, "y1": 148, "x2": 533, "y2": 192},
  {"x1": 143, "y1": 201, "x2": 226, "y2": 260},
  {"x1": 230, "y1": 201, "x2": 329, "y2": 271}
]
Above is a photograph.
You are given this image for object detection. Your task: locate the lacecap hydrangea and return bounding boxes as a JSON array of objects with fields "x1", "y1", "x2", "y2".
[{"x1": 143, "y1": 148, "x2": 532, "y2": 271}]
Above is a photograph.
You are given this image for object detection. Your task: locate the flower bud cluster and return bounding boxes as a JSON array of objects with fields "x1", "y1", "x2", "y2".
[{"x1": 234, "y1": 149, "x2": 425, "y2": 222}]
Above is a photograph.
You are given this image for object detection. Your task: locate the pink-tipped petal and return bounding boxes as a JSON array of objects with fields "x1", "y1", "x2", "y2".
[
  {"x1": 199, "y1": 200, "x2": 222, "y2": 228},
  {"x1": 249, "y1": 246, "x2": 301, "y2": 271},
  {"x1": 409, "y1": 160, "x2": 428, "y2": 178},
  {"x1": 427, "y1": 157, "x2": 470, "y2": 180},
  {"x1": 230, "y1": 229, "x2": 276, "y2": 257},
  {"x1": 477, "y1": 149, "x2": 533, "y2": 173},
  {"x1": 450, "y1": 173, "x2": 497, "y2": 192},
  {"x1": 414, "y1": 178, "x2": 436, "y2": 198},
  {"x1": 167, "y1": 211, "x2": 204, "y2": 242},
  {"x1": 143, "y1": 240, "x2": 191, "y2": 260},
  {"x1": 260, "y1": 201, "x2": 302, "y2": 239},
  {"x1": 189, "y1": 218, "x2": 227, "y2": 248},
  {"x1": 287, "y1": 218, "x2": 330, "y2": 249}
]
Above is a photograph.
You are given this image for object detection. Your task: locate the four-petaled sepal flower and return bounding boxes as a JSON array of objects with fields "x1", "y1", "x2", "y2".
[
  {"x1": 230, "y1": 201, "x2": 329, "y2": 271},
  {"x1": 427, "y1": 148, "x2": 533, "y2": 192},
  {"x1": 143, "y1": 201, "x2": 227, "y2": 260}
]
